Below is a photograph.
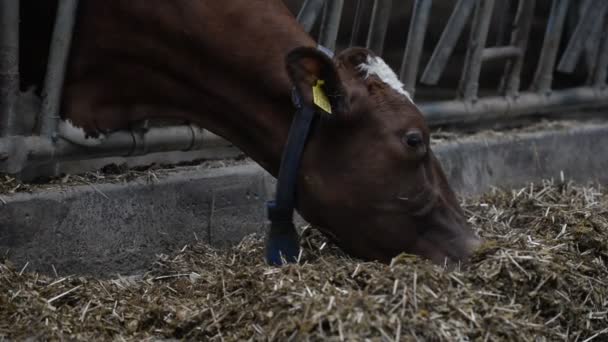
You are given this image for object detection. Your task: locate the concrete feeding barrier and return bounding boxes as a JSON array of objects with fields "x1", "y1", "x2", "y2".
[{"x1": 1, "y1": 121, "x2": 608, "y2": 276}]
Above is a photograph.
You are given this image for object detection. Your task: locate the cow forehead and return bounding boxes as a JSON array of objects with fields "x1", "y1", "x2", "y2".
[{"x1": 356, "y1": 55, "x2": 413, "y2": 103}]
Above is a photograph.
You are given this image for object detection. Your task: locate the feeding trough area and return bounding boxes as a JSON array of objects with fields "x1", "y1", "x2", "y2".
[{"x1": 1, "y1": 0, "x2": 608, "y2": 340}]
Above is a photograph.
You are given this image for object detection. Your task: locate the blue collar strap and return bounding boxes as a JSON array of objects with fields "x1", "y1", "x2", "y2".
[
  {"x1": 265, "y1": 44, "x2": 334, "y2": 266},
  {"x1": 265, "y1": 88, "x2": 316, "y2": 265}
]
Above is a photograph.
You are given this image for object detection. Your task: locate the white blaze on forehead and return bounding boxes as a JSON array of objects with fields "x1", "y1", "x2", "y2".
[
  {"x1": 58, "y1": 119, "x2": 106, "y2": 147},
  {"x1": 357, "y1": 55, "x2": 413, "y2": 102}
]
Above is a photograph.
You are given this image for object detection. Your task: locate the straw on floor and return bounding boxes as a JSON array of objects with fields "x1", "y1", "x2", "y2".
[{"x1": 1, "y1": 179, "x2": 607, "y2": 341}]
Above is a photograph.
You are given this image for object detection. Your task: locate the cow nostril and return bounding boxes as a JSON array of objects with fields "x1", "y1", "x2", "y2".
[{"x1": 405, "y1": 130, "x2": 423, "y2": 148}]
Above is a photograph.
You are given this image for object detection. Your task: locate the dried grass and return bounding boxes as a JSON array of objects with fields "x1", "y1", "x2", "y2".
[
  {"x1": 1, "y1": 179, "x2": 607, "y2": 341},
  {"x1": 0, "y1": 158, "x2": 249, "y2": 195}
]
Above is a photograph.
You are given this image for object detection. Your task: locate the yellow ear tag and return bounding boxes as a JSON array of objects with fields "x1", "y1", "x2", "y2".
[{"x1": 312, "y1": 79, "x2": 332, "y2": 114}]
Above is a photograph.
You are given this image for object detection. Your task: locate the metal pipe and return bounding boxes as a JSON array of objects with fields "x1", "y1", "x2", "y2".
[
  {"x1": 399, "y1": 0, "x2": 433, "y2": 97},
  {"x1": 420, "y1": 86, "x2": 608, "y2": 126},
  {"x1": 531, "y1": 0, "x2": 570, "y2": 93},
  {"x1": 583, "y1": 0, "x2": 604, "y2": 72},
  {"x1": 296, "y1": 0, "x2": 326, "y2": 33},
  {"x1": 481, "y1": 46, "x2": 521, "y2": 62},
  {"x1": 4, "y1": 85, "x2": 607, "y2": 173},
  {"x1": 366, "y1": 0, "x2": 392, "y2": 56},
  {"x1": 493, "y1": 0, "x2": 512, "y2": 46},
  {"x1": 0, "y1": 0, "x2": 20, "y2": 137},
  {"x1": 318, "y1": 0, "x2": 344, "y2": 51},
  {"x1": 38, "y1": 0, "x2": 79, "y2": 139},
  {"x1": 501, "y1": 0, "x2": 536, "y2": 96},
  {"x1": 420, "y1": 0, "x2": 477, "y2": 85},
  {"x1": 592, "y1": 18, "x2": 608, "y2": 87},
  {"x1": 349, "y1": 0, "x2": 364, "y2": 47},
  {"x1": 557, "y1": 0, "x2": 608, "y2": 74},
  {"x1": 458, "y1": 0, "x2": 495, "y2": 101},
  {"x1": 0, "y1": 125, "x2": 230, "y2": 173}
]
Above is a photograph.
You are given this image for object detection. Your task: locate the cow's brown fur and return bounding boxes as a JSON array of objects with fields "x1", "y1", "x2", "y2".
[{"x1": 62, "y1": 0, "x2": 480, "y2": 264}]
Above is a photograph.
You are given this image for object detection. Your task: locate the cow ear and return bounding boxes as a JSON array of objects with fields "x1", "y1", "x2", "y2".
[{"x1": 285, "y1": 47, "x2": 348, "y2": 117}]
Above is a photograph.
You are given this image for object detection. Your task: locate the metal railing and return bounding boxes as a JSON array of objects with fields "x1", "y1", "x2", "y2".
[
  {"x1": 38, "y1": 0, "x2": 78, "y2": 139},
  {"x1": 416, "y1": 0, "x2": 608, "y2": 125},
  {"x1": 301, "y1": 0, "x2": 608, "y2": 125},
  {"x1": 0, "y1": 0, "x2": 19, "y2": 138},
  {"x1": 1, "y1": 0, "x2": 608, "y2": 175}
]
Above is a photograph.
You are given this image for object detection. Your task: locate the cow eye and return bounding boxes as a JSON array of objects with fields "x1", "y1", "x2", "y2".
[
  {"x1": 404, "y1": 129, "x2": 423, "y2": 148},
  {"x1": 402, "y1": 129, "x2": 427, "y2": 157}
]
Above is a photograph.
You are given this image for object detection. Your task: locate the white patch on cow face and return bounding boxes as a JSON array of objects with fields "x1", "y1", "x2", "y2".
[
  {"x1": 58, "y1": 119, "x2": 106, "y2": 146},
  {"x1": 357, "y1": 55, "x2": 413, "y2": 102}
]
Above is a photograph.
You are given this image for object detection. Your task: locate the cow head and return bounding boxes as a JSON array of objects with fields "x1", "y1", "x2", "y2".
[{"x1": 286, "y1": 47, "x2": 481, "y2": 265}]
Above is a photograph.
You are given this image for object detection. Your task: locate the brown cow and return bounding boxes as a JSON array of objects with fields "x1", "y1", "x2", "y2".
[{"x1": 59, "y1": 0, "x2": 481, "y2": 265}]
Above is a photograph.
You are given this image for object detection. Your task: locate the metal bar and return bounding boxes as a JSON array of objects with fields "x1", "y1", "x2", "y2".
[
  {"x1": 318, "y1": 0, "x2": 344, "y2": 51},
  {"x1": 458, "y1": 0, "x2": 496, "y2": 101},
  {"x1": 557, "y1": 0, "x2": 608, "y2": 74},
  {"x1": 493, "y1": 0, "x2": 512, "y2": 46},
  {"x1": 481, "y1": 46, "x2": 521, "y2": 62},
  {"x1": 0, "y1": 126, "x2": 230, "y2": 174},
  {"x1": 366, "y1": 0, "x2": 392, "y2": 56},
  {"x1": 39, "y1": 0, "x2": 79, "y2": 139},
  {"x1": 0, "y1": 0, "x2": 20, "y2": 137},
  {"x1": 420, "y1": 86, "x2": 608, "y2": 126},
  {"x1": 349, "y1": 0, "x2": 364, "y2": 47},
  {"x1": 399, "y1": 0, "x2": 433, "y2": 97},
  {"x1": 420, "y1": 0, "x2": 477, "y2": 85},
  {"x1": 591, "y1": 16, "x2": 608, "y2": 87},
  {"x1": 297, "y1": 0, "x2": 326, "y2": 33},
  {"x1": 501, "y1": 0, "x2": 536, "y2": 96},
  {"x1": 531, "y1": 0, "x2": 570, "y2": 93},
  {"x1": 582, "y1": 0, "x2": 604, "y2": 72}
]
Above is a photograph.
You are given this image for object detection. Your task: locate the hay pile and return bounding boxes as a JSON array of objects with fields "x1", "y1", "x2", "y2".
[{"x1": 1, "y1": 180, "x2": 607, "y2": 341}]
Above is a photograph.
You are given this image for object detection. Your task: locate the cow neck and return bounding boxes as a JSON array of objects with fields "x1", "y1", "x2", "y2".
[
  {"x1": 197, "y1": 45, "x2": 317, "y2": 178},
  {"x1": 70, "y1": 2, "x2": 320, "y2": 180}
]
